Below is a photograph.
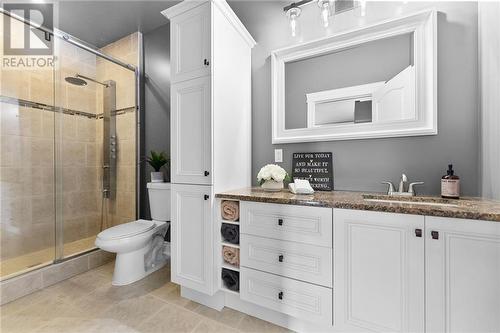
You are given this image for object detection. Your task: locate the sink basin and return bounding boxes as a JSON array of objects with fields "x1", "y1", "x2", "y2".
[{"x1": 362, "y1": 194, "x2": 460, "y2": 208}]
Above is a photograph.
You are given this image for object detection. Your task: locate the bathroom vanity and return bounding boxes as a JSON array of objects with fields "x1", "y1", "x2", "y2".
[
  {"x1": 181, "y1": 188, "x2": 500, "y2": 333},
  {"x1": 161, "y1": 1, "x2": 500, "y2": 332}
]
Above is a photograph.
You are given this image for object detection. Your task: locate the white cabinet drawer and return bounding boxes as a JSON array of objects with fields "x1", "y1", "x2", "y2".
[
  {"x1": 240, "y1": 202, "x2": 332, "y2": 247},
  {"x1": 240, "y1": 267, "x2": 333, "y2": 325},
  {"x1": 241, "y1": 234, "x2": 332, "y2": 287}
]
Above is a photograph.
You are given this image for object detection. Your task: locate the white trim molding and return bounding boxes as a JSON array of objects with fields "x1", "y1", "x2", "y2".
[
  {"x1": 479, "y1": 1, "x2": 500, "y2": 200},
  {"x1": 271, "y1": 9, "x2": 437, "y2": 144}
]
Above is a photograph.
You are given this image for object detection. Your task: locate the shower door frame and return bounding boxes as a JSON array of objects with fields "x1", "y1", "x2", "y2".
[
  {"x1": 1, "y1": 8, "x2": 143, "y2": 265},
  {"x1": 52, "y1": 32, "x2": 143, "y2": 262}
]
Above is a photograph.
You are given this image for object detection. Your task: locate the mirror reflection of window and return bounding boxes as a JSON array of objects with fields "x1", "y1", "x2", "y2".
[{"x1": 284, "y1": 32, "x2": 415, "y2": 130}]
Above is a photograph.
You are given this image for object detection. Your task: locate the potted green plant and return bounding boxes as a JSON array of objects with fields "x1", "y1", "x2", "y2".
[{"x1": 146, "y1": 150, "x2": 169, "y2": 183}]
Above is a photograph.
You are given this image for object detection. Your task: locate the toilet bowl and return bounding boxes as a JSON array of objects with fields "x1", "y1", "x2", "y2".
[{"x1": 95, "y1": 182, "x2": 171, "y2": 286}]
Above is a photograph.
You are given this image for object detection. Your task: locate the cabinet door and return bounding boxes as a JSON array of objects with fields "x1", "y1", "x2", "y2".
[
  {"x1": 333, "y1": 209, "x2": 425, "y2": 332},
  {"x1": 171, "y1": 184, "x2": 213, "y2": 295},
  {"x1": 426, "y1": 217, "x2": 500, "y2": 333},
  {"x1": 170, "y1": 3, "x2": 210, "y2": 83},
  {"x1": 171, "y1": 76, "x2": 211, "y2": 185}
]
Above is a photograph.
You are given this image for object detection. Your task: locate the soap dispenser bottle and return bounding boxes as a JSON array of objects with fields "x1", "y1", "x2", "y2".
[{"x1": 441, "y1": 164, "x2": 460, "y2": 199}]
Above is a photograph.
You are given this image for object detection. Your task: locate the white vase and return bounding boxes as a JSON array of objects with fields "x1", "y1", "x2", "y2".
[
  {"x1": 261, "y1": 179, "x2": 284, "y2": 192},
  {"x1": 151, "y1": 171, "x2": 164, "y2": 183}
]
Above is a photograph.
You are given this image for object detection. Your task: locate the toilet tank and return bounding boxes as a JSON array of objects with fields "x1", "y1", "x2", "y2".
[{"x1": 147, "y1": 182, "x2": 171, "y2": 221}]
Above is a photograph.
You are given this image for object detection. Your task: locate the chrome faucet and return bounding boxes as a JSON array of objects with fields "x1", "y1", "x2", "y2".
[{"x1": 382, "y1": 174, "x2": 424, "y2": 196}]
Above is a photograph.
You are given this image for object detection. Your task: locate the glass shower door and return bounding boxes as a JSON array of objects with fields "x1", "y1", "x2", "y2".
[
  {"x1": 0, "y1": 12, "x2": 56, "y2": 279},
  {"x1": 1, "y1": 9, "x2": 138, "y2": 278},
  {"x1": 54, "y1": 33, "x2": 138, "y2": 259},
  {"x1": 53, "y1": 37, "x2": 101, "y2": 259}
]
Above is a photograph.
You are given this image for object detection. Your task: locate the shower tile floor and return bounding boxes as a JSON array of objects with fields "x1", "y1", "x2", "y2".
[
  {"x1": 1, "y1": 236, "x2": 97, "y2": 280},
  {"x1": 0, "y1": 261, "x2": 290, "y2": 333}
]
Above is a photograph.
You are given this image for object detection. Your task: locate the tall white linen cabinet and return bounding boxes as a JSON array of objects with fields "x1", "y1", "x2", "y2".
[{"x1": 162, "y1": 0, "x2": 255, "y2": 296}]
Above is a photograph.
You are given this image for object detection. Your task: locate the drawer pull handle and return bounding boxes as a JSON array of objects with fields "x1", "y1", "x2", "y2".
[
  {"x1": 278, "y1": 254, "x2": 284, "y2": 262},
  {"x1": 415, "y1": 228, "x2": 422, "y2": 237},
  {"x1": 204, "y1": 194, "x2": 209, "y2": 200},
  {"x1": 278, "y1": 218, "x2": 283, "y2": 226},
  {"x1": 278, "y1": 291, "x2": 283, "y2": 300},
  {"x1": 431, "y1": 230, "x2": 439, "y2": 240},
  {"x1": 204, "y1": 170, "x2": 210, "y2": 176}
]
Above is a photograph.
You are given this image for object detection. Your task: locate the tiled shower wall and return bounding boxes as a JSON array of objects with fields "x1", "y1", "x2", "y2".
[{"x1": 0, "y1": 15, "x2": 138, "y2": 271}]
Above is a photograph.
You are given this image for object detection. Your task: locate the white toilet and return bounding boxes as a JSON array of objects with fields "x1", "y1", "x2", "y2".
[{"x1": 95, "y1": 182, "x2": 171, "y2": 286}]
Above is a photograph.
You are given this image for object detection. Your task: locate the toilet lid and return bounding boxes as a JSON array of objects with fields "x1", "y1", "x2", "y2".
[{"x1": 97, "y1": 220, "x2": 156, "y2": 240}]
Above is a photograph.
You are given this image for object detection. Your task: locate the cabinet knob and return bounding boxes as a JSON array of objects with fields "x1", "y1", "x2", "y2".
[
  {"x1": 278, "y1": 218, "x2": 283, "y2": 226},
  {"x1": 204, "y1": 59, "x2": 210, "y2": 66},
  {"x1": 204, "y1": 171, "x2": 210, "y2": 176},
  {"x1": 278, "y1": 291, "x2": 283, "y2": 300},
  {"x1": 415, "y1": 229, "x2": 422, "y2": 238},
  {"x1": 278, "y1": 254, "x2": 284, "y2": 262},
  {"x1": 431, "y1": 230, "x2": 439, "y2": 240},
  {"x1": 204, "y1": 194, "x2": 209, "y2": 200}
]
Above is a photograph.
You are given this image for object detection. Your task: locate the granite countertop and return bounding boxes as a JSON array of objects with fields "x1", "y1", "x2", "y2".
[{"x1": 215, "y1": 187, "x2": 500, "y2": 222}]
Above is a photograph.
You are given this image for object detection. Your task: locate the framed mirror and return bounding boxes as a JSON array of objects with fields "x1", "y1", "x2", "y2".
[{"x1": 271, "y1": 10, "x2": 437, "y2": 143}]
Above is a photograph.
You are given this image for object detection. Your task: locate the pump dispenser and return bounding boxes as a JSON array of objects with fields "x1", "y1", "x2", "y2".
[{"x1": 441, "y1": 164, "x2": 460, "y2": 199}]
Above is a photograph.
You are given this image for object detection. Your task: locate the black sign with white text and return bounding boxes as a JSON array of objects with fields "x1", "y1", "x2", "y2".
[{"x1": 292, "y1": 152, "x2": 333, "y2": 191}]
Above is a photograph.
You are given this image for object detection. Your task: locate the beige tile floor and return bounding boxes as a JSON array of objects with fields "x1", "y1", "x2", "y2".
[
  {"x1": 1, "y1": 236, "x2": 97, "y2": 280},
  {"x1": 0, "y1": 261, "x2": 291, "y2": 333}
]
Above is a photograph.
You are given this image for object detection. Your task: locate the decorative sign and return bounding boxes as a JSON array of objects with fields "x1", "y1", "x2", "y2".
[{"x1": 292, "y1": 152, "x2": 333, "y2": 191}]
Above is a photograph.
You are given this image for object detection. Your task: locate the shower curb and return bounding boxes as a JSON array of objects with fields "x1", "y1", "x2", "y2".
[{"x1": 0, "y1": 249, "x2": 115, "y2": 305}]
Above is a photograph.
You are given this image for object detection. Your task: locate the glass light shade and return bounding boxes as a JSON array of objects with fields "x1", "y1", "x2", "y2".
[
  {"x1": 360, "y1": 0, "x2": 367, "y2": 17},
  {"x1": 318, "y1": 0, "x2": 332, "y2": 28},
  {"x1": 286, "y1": 7, "x2": 301, "y2": 37}
]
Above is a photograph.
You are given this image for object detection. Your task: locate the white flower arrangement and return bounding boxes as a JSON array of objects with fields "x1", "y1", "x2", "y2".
[{"x1": 257, "y1": 164, "x2": 290, "y2": 185}]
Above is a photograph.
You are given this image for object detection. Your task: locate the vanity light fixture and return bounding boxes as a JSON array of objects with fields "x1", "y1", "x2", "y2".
[{"x1": 283, "y1": 0, "x2": 357, "y2": 36}]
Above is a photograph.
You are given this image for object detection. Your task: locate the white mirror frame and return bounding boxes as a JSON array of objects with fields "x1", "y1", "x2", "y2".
[{"x1": 271, "y1": 9, "x2": 437, "y2": 144}]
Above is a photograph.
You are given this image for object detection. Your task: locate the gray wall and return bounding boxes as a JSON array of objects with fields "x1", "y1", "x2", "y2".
[
  {"x1": 229, "y1": 1, "x2": 479, "y2": 196},
  {"x1": 285, "y1": 33, "x2": 411, "y2": 129},
  {"x1": 141, "y1": 23, "x2": 171, "y2": 219}
]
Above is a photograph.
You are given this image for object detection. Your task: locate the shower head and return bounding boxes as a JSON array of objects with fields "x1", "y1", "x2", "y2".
[
  {"x1": 65, "y1": 76, "x2": 87, "y2": 86},
  {"x1": 65, "y1": 74, "x2": 109, "y2": 87}
]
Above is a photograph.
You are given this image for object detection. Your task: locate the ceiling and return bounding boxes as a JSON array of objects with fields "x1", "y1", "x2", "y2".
[
  {"x1": 57, "y1": 1, "x2": 179, "y2": 47},
  {"x1": 55, "y1": 1, "x2": 284, "y2": 49}
]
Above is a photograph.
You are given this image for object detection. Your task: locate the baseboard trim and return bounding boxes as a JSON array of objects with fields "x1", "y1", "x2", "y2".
[{"x1": 180, "y1": 286, "x2": 225, "y2": 311}]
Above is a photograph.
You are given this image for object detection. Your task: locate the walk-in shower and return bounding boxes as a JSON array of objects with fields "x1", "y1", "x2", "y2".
[{"x1": 0, "y1": 10, "x2": 141, "y2": 280}]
